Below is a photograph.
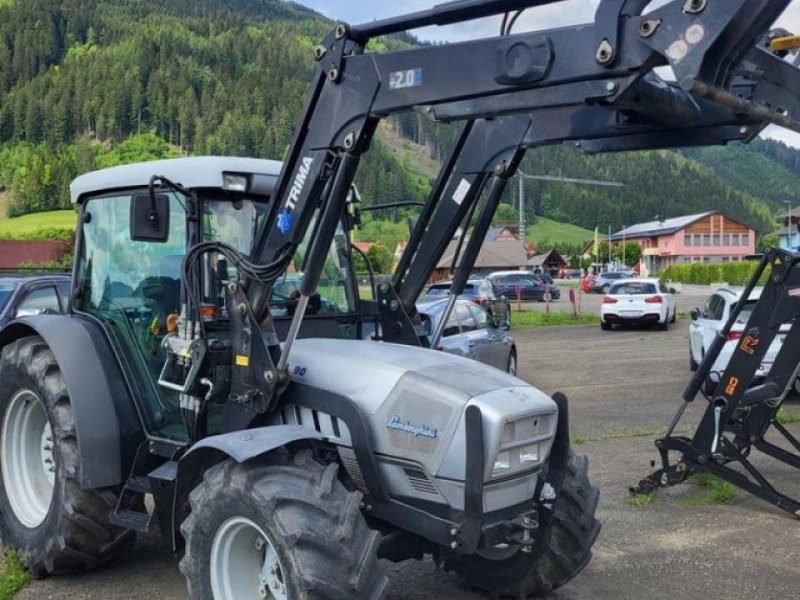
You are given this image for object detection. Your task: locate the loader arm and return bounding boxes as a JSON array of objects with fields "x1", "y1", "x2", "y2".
[
  {"x1": 169, "y1": 0, "x2": 800, "y2": 422},
  {"x1": 386, "y1": 78, "x2": 771, "y2": 344}
]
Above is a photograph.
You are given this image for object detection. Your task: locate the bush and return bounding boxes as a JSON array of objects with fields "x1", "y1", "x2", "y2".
[
  {"x1": 660, "y1": 261, "x2": 768, "y2": 286},
  {"x1": 2, "y1": 228, "x2": 74, "y2": 242}
]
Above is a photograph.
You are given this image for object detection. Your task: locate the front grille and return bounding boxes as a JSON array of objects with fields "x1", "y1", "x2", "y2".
[{"x1": 403, "y1": 467, "x2": 438, "y2": 494}]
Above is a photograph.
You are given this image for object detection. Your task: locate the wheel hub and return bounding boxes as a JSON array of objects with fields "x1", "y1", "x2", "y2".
[
  {"x1": 210, "y1": 517, "x2": 288, "y2": 600},
  {"x1": 1, "y1": 390, "x2": 55, "y2": 528}
]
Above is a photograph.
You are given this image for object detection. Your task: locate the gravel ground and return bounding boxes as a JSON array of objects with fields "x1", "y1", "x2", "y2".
[{"x1": 19, "y1": 321, "x2": 800, "y2": 599}]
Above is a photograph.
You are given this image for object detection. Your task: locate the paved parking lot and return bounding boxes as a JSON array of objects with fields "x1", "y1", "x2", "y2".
[{"x1": 20, "y1": 322, "x2": 800, "y2": 599}]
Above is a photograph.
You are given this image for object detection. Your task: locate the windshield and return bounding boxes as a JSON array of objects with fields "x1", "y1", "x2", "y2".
[
  {"x1": 0, "y1": 284, "x2": 14, "y2": 311},
  {"x1": 610, "y1": 282, "x2": 657, "y2": 295},
  {"x1": 269, "y1": 214, "x2": 356, "y2": 317}
]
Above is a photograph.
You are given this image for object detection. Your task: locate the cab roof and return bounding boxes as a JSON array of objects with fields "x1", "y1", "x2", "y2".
[{"x1": 70, "y1": 156, "x2": 283, "y2": 204}]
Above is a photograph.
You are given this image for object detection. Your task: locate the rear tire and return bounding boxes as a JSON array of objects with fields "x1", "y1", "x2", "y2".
[
  {"x1": 179, "y1": 450, "x2": 386, "y2": 600},
  {"x1": 448, "y1": 451, "x2": 600, "y2": 599},
  {"x1": 658, "y1": 316, "x2": 669, "y2": 331},
  {"x1": 601, "y1": 321, "x2": 612, "y2": 331},
  {"x1": 0, "y1": 336, "x2": 134, "y2": 577}
]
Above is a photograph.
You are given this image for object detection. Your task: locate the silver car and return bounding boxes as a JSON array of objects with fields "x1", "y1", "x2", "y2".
[{"x1": 417, "y1": 298, "x2": 517, "y2": 374}]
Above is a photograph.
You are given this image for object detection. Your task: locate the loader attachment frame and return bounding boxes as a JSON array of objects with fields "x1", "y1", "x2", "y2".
[{"x1": 634, "y1": 249, "x2": 800, "y2": 517}]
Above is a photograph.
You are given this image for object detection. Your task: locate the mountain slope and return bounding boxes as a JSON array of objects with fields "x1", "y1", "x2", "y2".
[{"x1": 0, "y1": 0, "x2": 795, "y2": 237}]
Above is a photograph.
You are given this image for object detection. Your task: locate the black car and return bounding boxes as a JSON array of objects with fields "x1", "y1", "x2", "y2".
[
  {"x1": 486, "y1": 271, "x2": 561, "y2": 302},
  {"x1": 0, "y1": 274, "x2": 71, "y2": 327},
  {"x1": 423, "y1": 278, "x2": 511, "y2": 324}
]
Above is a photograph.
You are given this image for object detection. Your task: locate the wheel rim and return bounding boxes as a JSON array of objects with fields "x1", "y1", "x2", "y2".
[
  {"x1": 1, "y1": 390, "x2": 55, "y2": 528},
  {"x1": 210, "y1": 516, "x2": 288, "y2": 600},
  {"x1": 508, "y1": 354, "x2": 517, "y2": 375}
]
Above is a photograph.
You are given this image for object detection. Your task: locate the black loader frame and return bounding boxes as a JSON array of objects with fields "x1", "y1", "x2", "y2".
[
  {"x1": 634, "y1": 249, "x2": 800, "y2": 517},
  {"x1": 220, "y1": 0, "x2": 800, "y2": 426}
]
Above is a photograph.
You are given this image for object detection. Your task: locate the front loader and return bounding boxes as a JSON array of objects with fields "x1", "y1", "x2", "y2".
[{"x1": 1, "y1": 1, "x2": 800, "y2": 599}]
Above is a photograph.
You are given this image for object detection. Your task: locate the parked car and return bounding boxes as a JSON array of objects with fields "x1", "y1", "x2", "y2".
[
  {"x1": 690, "y1": 287, "x2": 800, "y2": 393},
  {"x1": 416, "y1": 298, "x2": 517, "y2": 374},
  {"x1": 600, "y1": 278, "x2": 677, "y2": 331},
  {"x1": 589, "y1": 270, "x2": 636, "y2": 294},
  {"x1": 581, "y1": 274, "x2": 594, "y2": 293},
  {"x1": 423, "y1": 278, "x2": 511, "y2": 324},
  {"x1": 0, "y1": 273, "x2": 71, "y2": 327},
  {"x1": 486, "y1": 270, "x2": 561, "y2": 302},
  {"x1": 688, "y1": 287, "x2": 752, "y2": 369}
]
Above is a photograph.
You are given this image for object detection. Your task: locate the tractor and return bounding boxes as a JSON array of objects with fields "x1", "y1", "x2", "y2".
[{"x1": 1, "y1": 0, "x2": 799, "y2": 598}]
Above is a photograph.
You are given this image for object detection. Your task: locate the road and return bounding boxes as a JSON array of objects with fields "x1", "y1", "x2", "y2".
[{"x1": 20, "y1": 322, "x2": 800, "y2": 599}]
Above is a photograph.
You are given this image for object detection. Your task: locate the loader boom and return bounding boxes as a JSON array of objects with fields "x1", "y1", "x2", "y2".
[{"x1": 164, "y1": 0, "x2": 800, "y2": 427}]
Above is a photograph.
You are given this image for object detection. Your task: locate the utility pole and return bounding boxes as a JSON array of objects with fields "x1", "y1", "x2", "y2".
[
  {"x1": 519, "y1": 175, "x2": 525, "y2": 240},
  {"x1": 515, "y1": 170, "x2": 624, "y2": 247}
]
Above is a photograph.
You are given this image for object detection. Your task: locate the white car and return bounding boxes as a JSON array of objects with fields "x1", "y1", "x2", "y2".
[
  {"x1": 689, "y1": 287, "x2": 799, "y2": 393},
  {"x1": 689, "y1": 287, "x2": 757, "y2": 370},
  {"x1": 600, "y1": 278, "x2": 677, "y2": 331}
]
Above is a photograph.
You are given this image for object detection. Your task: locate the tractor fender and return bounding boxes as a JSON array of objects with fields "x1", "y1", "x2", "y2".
[
  {"x1": 172, "y1": 424, "x2": 324, "y2": 549},
  {"x1": 0, "y1": 315, "x2": 144, "y2": 489}
]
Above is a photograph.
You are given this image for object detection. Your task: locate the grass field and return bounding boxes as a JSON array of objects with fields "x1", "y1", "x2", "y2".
[
  {"x1": 526, "y1": 217, "x2": 594, "y2": 246},
  {"x1": 0, "y1": 210, "x2": 77, "y2": 237}
]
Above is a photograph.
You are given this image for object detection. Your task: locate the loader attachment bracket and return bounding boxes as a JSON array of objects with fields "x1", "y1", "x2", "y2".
[{"x1": 635, "y1": 248, "x2": 800, "y2": 518}]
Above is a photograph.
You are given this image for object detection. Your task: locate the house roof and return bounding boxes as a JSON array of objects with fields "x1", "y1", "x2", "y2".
[
  {"x1": 436, "y1": 239, "x2": 528, "y2": 270},
  {"x1": 353, "y1": 242, "x2": 375, "y2": 253},
  {"x1": 484, "y1": 227, "x2": 518, "y2": 241},
  {"x1": 527, "y1": 249, "x2": 567, "y2": 267},
  {"x1": 610, "y1": 211, "x2": 715, "y2": 241}
]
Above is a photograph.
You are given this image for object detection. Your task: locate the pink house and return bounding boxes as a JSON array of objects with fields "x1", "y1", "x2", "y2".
[{"x1": 610, "y1": 211, "x2": 756, "y2": 276}]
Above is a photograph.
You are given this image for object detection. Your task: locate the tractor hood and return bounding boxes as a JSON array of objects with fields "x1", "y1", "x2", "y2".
[{"x1": 286, "y1": 339, "x2": 558, "y2": 484}]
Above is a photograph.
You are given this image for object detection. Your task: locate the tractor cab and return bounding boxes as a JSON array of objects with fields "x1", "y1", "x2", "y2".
[{"x1": 70, "y1": 156, "x2": 362, "y2": 442}]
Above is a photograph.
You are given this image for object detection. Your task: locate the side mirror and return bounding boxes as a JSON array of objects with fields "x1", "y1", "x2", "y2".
[
  {"x1": 131, "y1": 192, "x2": 170, "y2": 242},
  {"x1": 690, "y1": 307, "x2": 701, "y2": 321}
]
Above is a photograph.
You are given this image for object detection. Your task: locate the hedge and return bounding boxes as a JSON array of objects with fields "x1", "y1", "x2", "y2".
[{"x1": 660, "y1": 261, "x2": 769, "y2": 286}]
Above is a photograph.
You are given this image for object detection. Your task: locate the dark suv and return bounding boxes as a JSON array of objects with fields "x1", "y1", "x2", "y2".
[
  {"x1": 424, "y1": 278, "x2": 511, "y2": 325},
  {"x1": 0, "y1": 274, "x2": 71, "y2": 327},
  {"x1": 486, "y1": 271, "x2": 561, "y2": 302}
]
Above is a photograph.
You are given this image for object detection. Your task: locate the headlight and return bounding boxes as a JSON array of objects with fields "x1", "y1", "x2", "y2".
[
  {"x1": 519, "y1": 444, "x2": 539, "y2": 465},
  {"x1": 222, "y1": 173, "x2": 248, "y2": 192},
  {"x1": 489, "y1": 414, "x2": 556, "y2": 480},
  {"x1": 492, "y1": 452, "x2": 511, "y2": 476}
]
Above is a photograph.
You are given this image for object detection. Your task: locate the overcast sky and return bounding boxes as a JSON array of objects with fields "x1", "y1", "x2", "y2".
[{"x1": 294, "y1": 0, "x2": 800, "y2": 147}]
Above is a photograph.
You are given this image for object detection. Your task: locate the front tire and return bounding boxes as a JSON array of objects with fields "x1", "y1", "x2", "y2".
[
  {"x1": 448, "y1": 451, "x2": 600, "y2": 598},
  {"x1": 179, "y1": 450, "x2": 387, "y2": 600},
  {"x1": 0, "y1": 336, "x2": 134, "y2": 577}
]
